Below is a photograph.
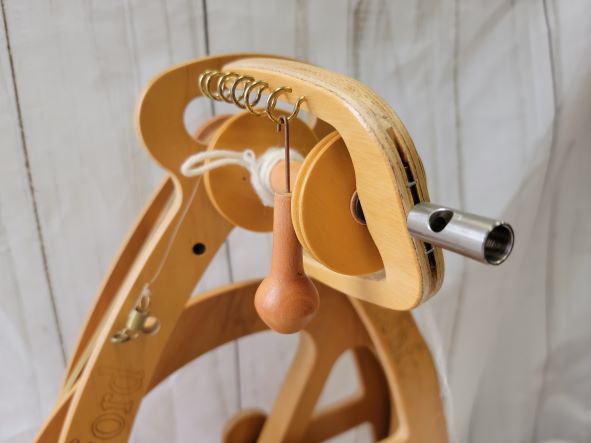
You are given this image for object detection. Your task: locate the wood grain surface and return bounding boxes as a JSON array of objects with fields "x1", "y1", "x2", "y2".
[{"x1": 2, "y1": 1, "x2": 590, "y2": 443}]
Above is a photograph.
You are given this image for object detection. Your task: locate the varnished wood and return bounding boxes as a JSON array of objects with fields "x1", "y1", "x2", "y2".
[
  {"x1": 223, "y1": 409, "x2": 267, "y2": 443},
  {"x1": 290, "y1": 131, "x2": 340, "y2": 258},
  {"x1": 205, "y1": 111, "x2": 317, "y2": 232},
  {"x1": 52, "y1": 54, "x2": 298, "y2": 443},
  {"x1": 269, "y1": 160, "x2": 302, "y2": 193},
  {"x1": 254, "y1": 193, "x2": 319, "y2": 334},
  {"x1": 60, "y1": 114, "x2": 233, "y2": 395},
  {"x1": 39, "y1": 280, "x2": 447, "y2": 442},
  {"x1": 38, "y1": 53, "x2": 448, "y2": 443},
  {"x1": 223, "y1": 57, "x2": 444, "y2": 310},
  {"x1": 59, "y1": 183, "x2": 231, "y2": 442},
  {"x1": 160, "y1": 281, "x2": 446, "y2": 442},
  {"x1": 302, "y1": 347, "x2": 390, "y2": 442},
  {"x1": 140, "y1": 54, "x2": 444, "y2": 310},
  {"x1": 293, "y1": 133, "x2": 383, "y2": 276}
]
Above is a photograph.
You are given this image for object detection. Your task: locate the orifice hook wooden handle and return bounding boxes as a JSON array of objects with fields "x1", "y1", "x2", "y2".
[
  {"x1": 254, "y1": 192, "x2": 319, "y2": 333},
  {"x1": 254, "y1": 116, "x2": 319, "y2": 333}
]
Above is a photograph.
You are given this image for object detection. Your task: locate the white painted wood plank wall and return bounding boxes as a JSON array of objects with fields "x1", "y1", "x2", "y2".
[
  {"x1": 1, "y1": 1, "x2": 590, "y2": 442},
  {"x1": 0, "y1": 5, "x2": 65, "y2": 440}
]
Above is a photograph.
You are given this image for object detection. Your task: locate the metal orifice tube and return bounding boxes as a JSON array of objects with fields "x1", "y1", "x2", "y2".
[{"x1": 407, "y1": 202, "x2": 514, "y2": 265}]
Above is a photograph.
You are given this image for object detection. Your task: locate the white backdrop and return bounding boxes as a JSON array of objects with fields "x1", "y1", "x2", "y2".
[{"x1": 1, "y1": 1, "x2": 590, "y2": 442}]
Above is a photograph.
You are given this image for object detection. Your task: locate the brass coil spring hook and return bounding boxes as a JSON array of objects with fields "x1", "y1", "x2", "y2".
[{"x1": 198, "y1": 70, "x2": 304, "y2": 124}]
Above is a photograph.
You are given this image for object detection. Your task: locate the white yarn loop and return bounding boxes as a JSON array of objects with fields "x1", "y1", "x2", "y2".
[{"x1": 181, "y1": 147, "x2": 303, "y2": 207}]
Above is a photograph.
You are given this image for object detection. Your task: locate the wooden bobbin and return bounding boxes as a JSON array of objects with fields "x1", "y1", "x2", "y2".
[
  {"x1": 292, "y1": 133, "x2": 384, "y2": 276},
  {"x1": 205, "y1": 111, "x2": 318, "y2": 232},
  {"x1": 256, "y1": 129, "x2": 385, "y2": 334}
]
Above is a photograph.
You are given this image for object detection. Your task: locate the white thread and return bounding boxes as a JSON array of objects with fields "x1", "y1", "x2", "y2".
[
  {"x1": 181, "y1": 148, "x2": 304, "y2": 207},
  {"x1": 113, "y1": 177, "x2": 203, "y2": 342}
]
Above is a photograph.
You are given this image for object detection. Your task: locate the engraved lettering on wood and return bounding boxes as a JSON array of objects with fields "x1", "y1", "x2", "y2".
[{"x1": 85, "y1": 366, "x2": 145, "y2": 440}]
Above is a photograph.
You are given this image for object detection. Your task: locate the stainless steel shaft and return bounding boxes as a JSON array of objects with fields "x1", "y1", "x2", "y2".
[{"x1": 407, "y1": 202, "x2": 514, "y2": 265}]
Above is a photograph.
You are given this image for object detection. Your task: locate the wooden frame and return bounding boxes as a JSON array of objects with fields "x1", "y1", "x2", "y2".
[{"x1": 36, "y1": 53, "x2": 448, "y2": 442}]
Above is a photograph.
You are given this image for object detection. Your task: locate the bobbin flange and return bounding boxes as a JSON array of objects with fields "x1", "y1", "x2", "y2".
[
  {"x1": 205, "y1": 111, "x2": 318, "y2": 232},
  {"x1": 292, "y1": 133, "x2": 384, "y2": 276}
]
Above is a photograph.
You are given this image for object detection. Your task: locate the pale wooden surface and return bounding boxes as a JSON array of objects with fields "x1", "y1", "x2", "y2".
[
  {"x1": 2, "y1": 1, "x2": 591, "y2": 443},
  {"x1": 222, "y1": 57, "x2": 444, "y2": 309},
  {"x1": 41, "y1": 52, "x2": 443, "y2": 441},
  {"x1": 37, "y1": 277, "x2": 446, "y2": 442}
]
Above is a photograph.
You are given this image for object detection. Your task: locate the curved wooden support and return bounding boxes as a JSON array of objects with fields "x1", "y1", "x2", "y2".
[
  {"x1": 223, "y1": 58, "x2": 444, "y2": 310},
  {"x1": 137, "y1": 55, "x2": 443, "y2": 310},
  {"x1": 58, "y1": 183, "x2": 230, "y2": 442},
  {"x1": 38, "y1": 279, "x2": 447, "y2": 442},
  {"x1": 301, "y1": 347, "x2": 390, "y2": 442},
  {"x1": 37, "y1": 53, "x2": 449, "y2": 443},
  {"x1": 61, "y1": 114, "x2": 233, "y2": 394},
  {"x1": 220, "y1": 348, "x2": 391, "y2": 443},
  {"x1": 137, "y1": 54, "x2": 286, "y2": 174},
  {"x1": 223, "y1": 409, "x2": 267, "y2": 443}
]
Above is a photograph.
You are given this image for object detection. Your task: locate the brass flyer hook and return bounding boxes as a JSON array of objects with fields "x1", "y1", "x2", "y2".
[{"x1": 198, "y1": 70, "x2": 304, "y2": 125}]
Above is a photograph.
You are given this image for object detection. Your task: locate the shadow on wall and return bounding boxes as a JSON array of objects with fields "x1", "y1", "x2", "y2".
[{"x1": 416, "y1": 66, "x2": 591, "y2": 443}]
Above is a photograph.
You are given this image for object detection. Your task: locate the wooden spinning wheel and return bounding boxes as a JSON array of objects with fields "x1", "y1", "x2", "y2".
[
  {"x1": 152, "y1": 280, "x2": 447, "y2": 442},
  {"x1": 36, "y1": 53, "x2": 451, "y2": 442}
]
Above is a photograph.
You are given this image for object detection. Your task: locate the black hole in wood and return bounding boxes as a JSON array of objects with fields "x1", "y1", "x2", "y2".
[
  {"x1": 350, "y1": 191, "x2": 366, "y2": 225},
  {"x1": 192, "y1": 243, "x2": 206, "y2": 255}
]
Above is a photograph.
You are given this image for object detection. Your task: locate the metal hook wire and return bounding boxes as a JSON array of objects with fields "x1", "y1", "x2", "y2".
[
  {"x1": 198, "y1": 70, "x2": 305, "y2": 124},
  {"x1": 205, "y1": 71, "x2": 225, "y2": 100},
  {"x1": 266, "y1": 87, "x2": 304, "y2": 124},
  {"x1": 231, "y1": 75, "x2": 255, "y2": 109},
  {"x1": 199, "y1": 70, "x2": 217, "y2": 99},
  {"x1": 244, "y1": 80, "x2": 269, "y2": 116},
  {"x1": 217, "y1": 72, "x2": 240, "y2": 103}
]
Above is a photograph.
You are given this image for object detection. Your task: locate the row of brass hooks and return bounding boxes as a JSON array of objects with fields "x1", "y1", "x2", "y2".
[{"x1": 198, "y1": 70, "x2": 305, "y2": 125}]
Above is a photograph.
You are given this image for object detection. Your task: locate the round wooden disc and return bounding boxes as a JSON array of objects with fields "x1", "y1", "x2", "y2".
[
  {"x1": 205, "y1": 112, "x2": 318, "y2": 232},
  {"x1": 290, "y1": 131, "x2": 341, "y2": 249},
  {"x1": 292, "y1": 134, "x2": 383, "y2": 276}
]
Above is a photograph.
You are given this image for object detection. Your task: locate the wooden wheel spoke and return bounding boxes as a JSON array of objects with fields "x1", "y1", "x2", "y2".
[
  {"x1": 257, "y1": 334, "x2": 341, "y2": 442},
  {"x1": 257, "y1": 289, "x2": 374, "y2": 443},
  {"x1": 303, "y1": 347, "x2": 391, "y2": 442}
]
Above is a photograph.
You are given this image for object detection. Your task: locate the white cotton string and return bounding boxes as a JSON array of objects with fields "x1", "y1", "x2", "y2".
[
  {"x1": 181, "y1": 147, "x2": 304, "y2": 207},
  {"x1": 112, "y1": 177, "x2": 203, "y2": 343}
]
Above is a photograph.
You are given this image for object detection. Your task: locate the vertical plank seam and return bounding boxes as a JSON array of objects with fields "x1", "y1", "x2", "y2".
[
  {"x1": 348, "y1": 0, "x2": 362, "y2": 81},
  {"x1": 294, "y1": 0, "x2": 309, "y2": 61},
  {"x1": 201, "y1": 0, "x2": 215, "y2": 118},
  {"x1": 201, "y1": 0, "x2": 242, "y2": 410},
  {"x1": 532, "y1": 0, "x2": 561, "y2": 440},
  {"x1": 123, "y1": 0, "x2": 142, "y2": 94},
  {"x1": 185, "y1": 0, "x2": 200, "y2": 56},
  {"x1": 446, "y1": 0, "x2": 468, "y2": 371},
  {"x1": 0, "y1": 0, "x2": 67, "y2": 365},
  {"x1": 159, "y1": 0, "x2": 174, "y2": 66},
  {"x1": 464, "y1": 4, "x2": 519, "y2": 439}
]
